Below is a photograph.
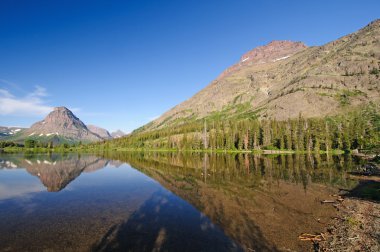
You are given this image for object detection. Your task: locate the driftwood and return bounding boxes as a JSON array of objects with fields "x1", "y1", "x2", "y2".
[
  {"x1": 352, "y1": 150, "x2": 377, "y2": 160},
  {"x1": 321, "y1": 200, "x2": 335, "y2": 204},
  {"x1": 349, "y1": 174, "x2": 380, "y2": 182},
  {"x1": 298, "y1": 233, "x2": 325, "y2": 242},
  {"x1": 321, "y1": 194, "x2": 345, "y2": 206}
]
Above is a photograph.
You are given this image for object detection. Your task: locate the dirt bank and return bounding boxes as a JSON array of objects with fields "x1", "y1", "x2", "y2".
[{"x1": 319, "y1": 196, "x2": 380, "y2": 251}]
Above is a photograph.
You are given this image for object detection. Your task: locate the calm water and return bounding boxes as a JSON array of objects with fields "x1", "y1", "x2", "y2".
[{"x1": 0, "y1": 152, "x2": 363, "y2": 251}]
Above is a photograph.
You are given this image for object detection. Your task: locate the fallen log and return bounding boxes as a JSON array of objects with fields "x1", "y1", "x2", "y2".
[
  {"x1": 348, "y1": 174, "x2": 380, "y2": 182},
  {"x1": 321, "y1": 200, "x2": 335, "y2": 204},
  {"x1": 298, "y1": 233, "x2": 325, "y2": 242}
]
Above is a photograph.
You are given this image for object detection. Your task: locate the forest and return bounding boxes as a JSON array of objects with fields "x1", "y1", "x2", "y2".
[{"x1": 96, "y1": 105, "x2": 380, "y2": 153}]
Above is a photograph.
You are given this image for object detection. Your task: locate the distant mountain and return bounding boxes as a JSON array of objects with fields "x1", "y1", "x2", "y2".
[
  {"x1": 142, "y1": 19, "x2": 380, "y2": 131},
  {"x1": 23, "y1": 107, "x2": 102, "y2": 142},
  {"x1": 0, "y1": 126, "x2": 26, "y2": 138},
  {"x1": 88, "y1": 125, "x2": 112, "y2": 139},
  {"x1": 111, "y1": 130, "x2": 126, "y2": 138},
  {"x1": 0, "y1": 107, "x2": 104, "y2": 144}
]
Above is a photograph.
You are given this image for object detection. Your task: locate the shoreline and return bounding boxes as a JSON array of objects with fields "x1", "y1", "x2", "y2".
[
  {"x1": 319, "y1": 196, "x2": 380, "y2": 251},
  {"x1": 1, "y1": 146, "x2": 350, "y2": 155}
]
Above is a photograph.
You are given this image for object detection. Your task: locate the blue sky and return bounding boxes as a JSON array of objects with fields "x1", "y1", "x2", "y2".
[{"x1": 0, "y1": 0, "x2": 379, "y2": 133}]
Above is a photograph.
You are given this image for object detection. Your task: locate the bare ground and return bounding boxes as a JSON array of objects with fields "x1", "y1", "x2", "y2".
[{"x1": 319, "y1": 197, "x2": 380, "y2": 251}]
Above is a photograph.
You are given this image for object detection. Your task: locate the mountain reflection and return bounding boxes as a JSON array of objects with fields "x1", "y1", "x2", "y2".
[
  {"x1": 25, "y1": 156, "x2": 108, "y2": 192},
  {"x1": 0, "y1": 154, "x2": 113, "y2": 192}
]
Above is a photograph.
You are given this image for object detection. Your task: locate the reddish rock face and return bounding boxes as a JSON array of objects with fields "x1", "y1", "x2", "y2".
[
  {"x1": 218, "y1": 40, "x2": 307, "y2": 79},
  {"x1": 239, "y1": 40, "x2": 307, "y2": 65}
]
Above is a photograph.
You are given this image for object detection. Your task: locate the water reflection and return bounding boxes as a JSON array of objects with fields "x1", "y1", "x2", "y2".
[
  {"x1": 26, "y1": 156, "x2": 110, "y2": 192},
  {"x1": 0, "y1": 154, "x2": 126, "y2": 192},
  {"x1": 0, "y1": 171, "x2": 45, "y2": 200},
  {"x1": 0, "y1": 153, "x2": 240, "y2": 252},
  {"x1": 101, "y1": 152, "x2": 363, "y2": 251},
  {"x1": 0, "y1": 152, "x2": 364, "y2": 251}
]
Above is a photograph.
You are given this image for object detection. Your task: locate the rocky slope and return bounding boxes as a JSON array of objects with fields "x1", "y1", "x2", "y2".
[
  {"x1": 145, "y1": 19, "x2": 380, "y2": 131},
  {"x1": 218, "y1": 40, "x2": 307, "y2": 80},
  {"x1": 88, "y1": 125, "x2": 112, "y2": 139},
  {"x1": 23, "y1": 107, "x2": 102, "y2": 143}
]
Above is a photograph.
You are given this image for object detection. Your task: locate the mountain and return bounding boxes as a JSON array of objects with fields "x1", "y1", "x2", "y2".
[
  {"x1": 142, "y1": 19, "x2": 380, "y2": 131},
  {"x1": 111, "y1": 130, "x2": 126, "y2": 138},
  {"x1": 1, "y1": 107, "x2": 104, "y2": 144},
  {"x1": 24, "y1": 106, "x2": 102, "y2": 142},
  {"x1": 88, "y1": 125, "x2": 112, "y2": 139}
]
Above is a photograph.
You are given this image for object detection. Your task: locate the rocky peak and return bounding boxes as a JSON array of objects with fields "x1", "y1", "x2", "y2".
[
  {"x1": 239, "y1": 40, "x2": 307, "y2": 65},
  {"x1": 26, "y1": 106, "x2": 102, "y2": 142},
  {"x1": 218, "y1": 40, "x2": 307, "y2": 79},
  {"x1": 43, "y1": 107, "x2": 84, "y2": 127}
]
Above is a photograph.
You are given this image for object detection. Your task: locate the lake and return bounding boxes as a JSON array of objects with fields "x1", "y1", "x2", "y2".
[{"x1": 0, "y1": 152, "x2": 364, "y2": 251}]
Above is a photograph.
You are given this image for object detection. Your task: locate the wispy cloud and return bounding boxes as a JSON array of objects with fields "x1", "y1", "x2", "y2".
[
  {"x1": 0, "y1": 89, "x2": 13, "y2": 98},
  {"x1": 0, "y1": 85, "x2": 53, "y2": 116},
  {"x1": 0, "y1": 79, "x2": 25, "y2": 93}
]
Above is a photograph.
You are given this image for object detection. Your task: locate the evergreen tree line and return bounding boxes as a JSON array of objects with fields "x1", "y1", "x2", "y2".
[
  {"x1": 0, "y1": 141, "x2": 23, "y2": 148},
  {"x1": 0, "y1": 139, "x2": 80, "y2": 149},
  {"x1": 103, "y1": 105, "x2": 380, "y2": 152}
]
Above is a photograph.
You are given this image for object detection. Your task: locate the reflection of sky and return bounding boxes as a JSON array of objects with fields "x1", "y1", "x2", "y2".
[
  {"x1": 0, "y1": 169, "x2": 45, "y2": 200},
  {"x1": 0, "y1": 157, "x2": 168, "y2": 222},
  {"x1": 67, "y1": 163, "x2": 158, "y2": 191},
  {"x1": 0, "y1": 154, "x2": 242, "y2": 251},
  {"x1": 0, "y1": 158, "x2": 162, "y2": 218}
]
